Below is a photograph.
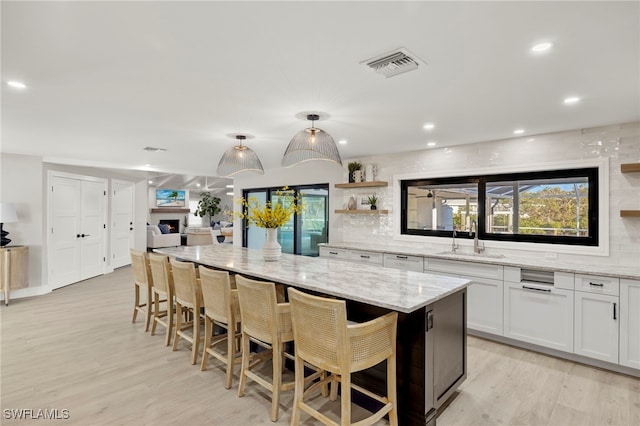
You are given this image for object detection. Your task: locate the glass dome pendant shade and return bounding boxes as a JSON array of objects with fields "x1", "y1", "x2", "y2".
[
  {"x1": 282, "y1": 114, "x2": 343, "y2": 167},
  {"x1": 216, "y1": 135, "x2": 264, "y2": 177}
]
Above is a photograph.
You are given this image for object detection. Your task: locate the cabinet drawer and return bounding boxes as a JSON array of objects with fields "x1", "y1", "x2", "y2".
[
  {"x1": 575, "y1": 274, "x2": 619, "y2": 296},
  {"x1": 383, "y1": 254, "x2": 424, "y2": 272},
  {"x1": 319, "y1": 247, "x2": 349, "y2": 260},
  {"x1": 349, "y1": 250, "x2": 383, "y2": 265},
  {"x1": 425, "y1": 258, "x2": 503, "y2": 281}
]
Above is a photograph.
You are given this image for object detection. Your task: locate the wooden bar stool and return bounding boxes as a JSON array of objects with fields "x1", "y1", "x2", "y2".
[
  {"x1": 199, "y1": 266, "x2": 242, "y2": 389},
  {"x1": 130, "y1": 249, "x2": 154, "y2": 332},
  {"x1": 288, "y1": 287, "x2": 399, "y2": 426},
  {"x1": 148, "y1": 253, "x2": 175, "y2": 346},
  {"x1": 170, "y1": 259, "x2": 203, "y2": 365},
  {"x1": 235, "y1": 275, "x2": 321, "y2": 422}
]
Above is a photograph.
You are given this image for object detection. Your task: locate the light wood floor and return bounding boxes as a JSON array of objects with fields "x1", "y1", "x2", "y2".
[{"x1": 1, "y1": 266, "x2": 638, "y2": 425}]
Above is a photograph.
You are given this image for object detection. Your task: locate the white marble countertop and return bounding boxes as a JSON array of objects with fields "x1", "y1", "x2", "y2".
[
  {"x1": 154, "y1": 245, "x2": 470, "y2": 314},
  {"x1": 320, "y1": 242, "x2": 640, "y2": 280}
]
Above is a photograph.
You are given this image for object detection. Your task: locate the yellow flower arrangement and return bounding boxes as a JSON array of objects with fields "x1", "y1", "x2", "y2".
[{"x1": 233, "y1": 186, "x2": 304, "y2": 229}]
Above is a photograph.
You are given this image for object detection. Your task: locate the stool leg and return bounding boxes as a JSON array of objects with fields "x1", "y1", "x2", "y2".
[
  {"x1": 387, "y1": 354, "x2": 398, "y2": 426},
  {"x1": 132, "y1": 284, "x2": 140, "y2": 323},
  {"x1": 225, "y1": 321, "x2": 235, "y2": 389},
  {"x1": 191, "y1": 310, "x2": 201, "y2": 365},
  {"x1": 340, "y1": 374, "x2": 351, "y2": 426},
  {"x1": 151, "y1": 291, "x2": 159, "y2": 335},
  {"x1": 201, "y1": 316, "x2": 212, "y2": 371},
  {"x1": 271, "y1": 341, "x2": 283, "y2": 422},
  {"x1": 144, "y1": 285, "x2": 153, "y2": 332},
  {"x1": 237, "y1": 333, "x2": 250, "y2": 397},
  {"x1": 172, "y1": 303, "x2": 182, "y2": 351},
  {"x1": 165, "y1": 299, "x2": 174, "y2": 346},
  {"x1": 291, "y1": 354, "x2": 304, "y2": 426}
]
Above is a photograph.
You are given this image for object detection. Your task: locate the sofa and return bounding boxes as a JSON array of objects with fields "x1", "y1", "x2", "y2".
[
  {"x1": 185, "y1": 227, "x2": 213, "y2": 246},
  {"x1": 147, "y1": 225, "x2": 181, "y2": 249}
]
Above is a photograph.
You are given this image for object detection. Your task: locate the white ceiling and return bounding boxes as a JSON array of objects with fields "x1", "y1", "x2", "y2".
[{"x1": 2, "y1": 1, "x2": 639, "y2": 183}]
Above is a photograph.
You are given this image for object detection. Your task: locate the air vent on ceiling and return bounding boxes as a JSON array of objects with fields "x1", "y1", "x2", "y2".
[
  {"x1": 143, "y1": 146, "x2": 167, "y2": 152},
  {"x1": 362, "y1": 48, "x2": 423, "y2": 78}
]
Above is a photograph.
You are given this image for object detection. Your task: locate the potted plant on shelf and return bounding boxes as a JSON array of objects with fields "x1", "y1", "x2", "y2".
[
  {"x1": 367, "y1": 193, "x2": 378, "y2": 210},
  {"x1": 233, "y1": 187, "x2": 303, "y2": 261},
  {"x1": 348, "y1": 161, "x2": 362, "y2": 183},
  {"x1": 194, "y1": 192, "x2": 221, "y2": 227}
]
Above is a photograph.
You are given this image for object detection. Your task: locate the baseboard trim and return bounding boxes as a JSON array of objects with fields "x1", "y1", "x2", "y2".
[
  {"x1": 469, "y1": 329, "x2": 640, "y2": 379},
  {"x1": 0, "y1": 286, "x2": 51, "y2": 304}
]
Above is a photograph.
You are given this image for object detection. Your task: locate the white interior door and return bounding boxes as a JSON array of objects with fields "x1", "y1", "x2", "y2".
[
  {"x1": 80, "y1": 180, "x2": 106, "y2": 280},
  {"x1": 51, "y1": 176, "x2": 81, "y2": 288},
  {"x1": 111, "y1": 180, "x2": 135, "y2": 269},
  {"x1": 50, "y1": 173, "x2": 106, "y2": 289}
]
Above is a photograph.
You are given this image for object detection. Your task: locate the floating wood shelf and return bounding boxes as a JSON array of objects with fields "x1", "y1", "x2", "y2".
[
  {"x1": 150, "y1": 208, "x2": 191, "y2": 213},
  {"x1": 620, "y1": 210, "x2": 640, "y2": 217},
  {"x1": 335, "y1": 209, "x2": 388, "y2": 215},
  {"x1": 334, "y1": 181, "x2": 388, "y2": 189},
  {"x1": 621, "y1": 163, "x2": 640, "y2": 173}
]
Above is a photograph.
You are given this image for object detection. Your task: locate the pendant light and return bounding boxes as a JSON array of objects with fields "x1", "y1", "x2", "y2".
[
  {"x1": 282, "y1": 113, "x2": 342, "y2": 167},
  {"x1": 216, "y1": 134, "x2": 264, "y2": 177}
]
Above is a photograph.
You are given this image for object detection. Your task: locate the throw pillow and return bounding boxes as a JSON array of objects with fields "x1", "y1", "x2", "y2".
[{"x1": 158, "y1": 224, "x2": 170, "y2": 234}]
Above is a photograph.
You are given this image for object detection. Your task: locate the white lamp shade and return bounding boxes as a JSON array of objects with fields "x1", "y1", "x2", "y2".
[
  {"x1": 282, "y1": 127, "x2": 342, "y2": 167},
  {"x1": 0, "y1": 203, "x2": 18, "y2": 223}
]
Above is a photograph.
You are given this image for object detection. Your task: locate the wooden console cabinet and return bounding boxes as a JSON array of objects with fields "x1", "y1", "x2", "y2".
[{"x1": 0, "y1": 245, "x2": 29, "y2": 306}]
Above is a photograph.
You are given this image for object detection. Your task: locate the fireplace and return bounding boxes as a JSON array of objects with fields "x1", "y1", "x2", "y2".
[{"x1": 159, "y1": 219, "x2": 180, "y2": 234}]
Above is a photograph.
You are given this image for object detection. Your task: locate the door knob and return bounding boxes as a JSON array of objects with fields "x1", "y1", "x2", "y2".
[
  {"x1": 77, "y1": 234, "x2": 81, "y2": 238},
  {"x1": 129, "y1": 228, "x2": 134, "y2": 231}
]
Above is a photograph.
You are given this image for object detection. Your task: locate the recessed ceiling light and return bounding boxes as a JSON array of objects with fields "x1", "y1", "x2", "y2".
[
  {"x1": 196, "y1": 183, "x2": 201, "y2": 187},
  {"x1": 427, "y1": 141, "x2": 437, "y2": 147},
  {"x1": 148, "y1": 180, "x2": 153, "y2": 184},
  {"x1": 423, "y1": 123, "x2": 435, "y2": 130},
  {"x1": 7, "y1": 80, "x2": 27, "y2": 89},
  {"x1": 563, "y1": 96, "x2": 581, "y2": 104},
  {"x1": 513, "y1": 129, "x2": 525, "y2": 135},
  {"x1": 531, "y1": 42, "x2": 553, "y2": 53},
  {"x1": 338, "y1": 140, "x2": 347, "y2": 145},
  {"x1": 226, "y1": 184, "x2": 234, "y2": 188},
  {"x1": 226, "y1": 192, "x2": 234, "y2": 196}
]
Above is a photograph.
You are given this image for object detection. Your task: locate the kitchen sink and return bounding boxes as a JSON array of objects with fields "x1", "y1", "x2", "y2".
[{"x1": 435, "y1": 251, "x2": 506, "y2": 259}]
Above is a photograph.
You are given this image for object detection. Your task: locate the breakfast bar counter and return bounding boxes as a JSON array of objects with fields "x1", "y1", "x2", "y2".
[{"x1": 155, "y1": 245, "x2": 470, "y2": 426}]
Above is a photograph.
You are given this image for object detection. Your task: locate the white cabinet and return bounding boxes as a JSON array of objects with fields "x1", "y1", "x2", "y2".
[
  {"x1": 574, "y1": 291, "x2": 619, "y2": 363},
  {"x1": 425, "y1": 258, "x2": 504, "y2": 336},
  {"x1": 319, "y1": 246, "x2": 349, "y2": 260},
  {"x1": 349, "y1": 250, "x2": 383, "y2": 266},
  {"x1": 503, "y1": 281, "x2": 574, "y2": 352},
  {"x1": 383, "y1": 253, "x2": 424, "y2": 272},
  {"x1": 620, "y1": 279, "x2": 640, "y2": 369},
  {"x1": 575, "y1": 274, "x2": 619, "y2": 296}
]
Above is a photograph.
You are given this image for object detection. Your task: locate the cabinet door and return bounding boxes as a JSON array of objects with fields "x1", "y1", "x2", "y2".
[
  {"x1": 383, "y1": 254, "x2": 424, "y2": 272},
  {"x1": 467, "y1": 277, "x2": 503, "y2": 336},
  {"x1": 620, "y1": 279, "x2": 640, "y2": 369},
  {"x1": 574, "y1": 291, "x2": 619, "y2": 363},
  {"x1": 504, "y1": 282, "x2": 573, "y2": 352}
]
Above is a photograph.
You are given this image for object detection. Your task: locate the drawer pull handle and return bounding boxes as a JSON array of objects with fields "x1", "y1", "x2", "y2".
[
  {"x1": 522, "y1": 285, "x2": 551, "y2": 293},
  {"x1": 329, "y1": 251, "x2": 338, "y2": 255},
  {"x1": 589, "y1": 282, "x2": 604, "y2": 287},
  {"x1": 613, "y1": 302, "x2": 617, "y2": 320},
  {"x1": 396, "y1": 255, "x2": 408, "y2": 259},
  {"x1": 361, "y1": 255, "x2": 370, "y2": 259}
]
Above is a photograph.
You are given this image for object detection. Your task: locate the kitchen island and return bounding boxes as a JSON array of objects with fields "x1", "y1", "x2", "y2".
[{"x1": 155, "y1": 245, "x2": 470, "y2": 426}]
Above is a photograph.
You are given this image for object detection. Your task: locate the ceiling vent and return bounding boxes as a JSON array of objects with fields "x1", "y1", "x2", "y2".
[
  {"x1": 143, "y1": 146, "x2": 167, "y2": 152},
  {"x1": 362, "y1": 48, "x2": 423, "y2": 78}
]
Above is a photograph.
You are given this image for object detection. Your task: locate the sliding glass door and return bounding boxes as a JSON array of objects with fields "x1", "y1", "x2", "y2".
[{"x1": 243, "y1": 184, "x2": 328, "y2": 256}]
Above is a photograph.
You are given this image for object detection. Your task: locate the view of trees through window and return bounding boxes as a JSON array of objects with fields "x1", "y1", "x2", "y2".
[{"x1": 401, "y1": 168, "x2": 598, "y2": 246}]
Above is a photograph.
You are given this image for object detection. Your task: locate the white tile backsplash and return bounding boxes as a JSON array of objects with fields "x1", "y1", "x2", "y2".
[{"x1": 333, "y1": 121, "x2": 640, "y2": 269}]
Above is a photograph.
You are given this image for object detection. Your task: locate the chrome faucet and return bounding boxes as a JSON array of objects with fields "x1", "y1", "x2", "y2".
[
  {"x1": 451, "y1": 228, "x2": 458, "y2": 252},
  {"x1": 470, "y1": 221, "x2": 485, "y2": 254}
]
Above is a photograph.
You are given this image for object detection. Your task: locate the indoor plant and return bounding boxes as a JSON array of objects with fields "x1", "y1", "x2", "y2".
[
  {"x1": 367, "y1": 193, "x2": 378, "y2": 210},
  {"x1": 348, "y1": 161, "x2": 362, "y2": 183},
  {"x1": 194, "y1": 192, "x2": 221, "y2": 226},
  {"x1": 234, "y1": 187, "x2": 303, "y2": 261}
]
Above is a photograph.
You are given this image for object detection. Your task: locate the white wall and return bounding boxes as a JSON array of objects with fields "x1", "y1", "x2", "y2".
[
  {"x1": 0, "y1": 153, "x2": 44, "y2": 294},
  {"x1": 232, "y1": 160, "x2": 344, "y2": 246},
  {"x1": 335, "y1": 121, "x2": 640, "y2": 268}
]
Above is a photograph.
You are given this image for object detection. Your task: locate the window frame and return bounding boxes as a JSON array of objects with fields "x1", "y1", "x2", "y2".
[{"x1": 400, "y1": 167, "x2": 599, "y2": 246}]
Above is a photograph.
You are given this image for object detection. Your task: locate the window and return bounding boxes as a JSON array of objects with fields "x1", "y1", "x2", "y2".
[
  {"x1": 242, "y1": 184, "x2": 329, "y2": 256},
  {"x1": 401, "y1": 168, "x2": 598, "y2": 246}
]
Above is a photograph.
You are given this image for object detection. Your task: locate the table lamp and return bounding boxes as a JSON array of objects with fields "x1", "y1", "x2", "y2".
[{"x1": 0, "y1": 203, "x2": 18, "y2": 246}]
